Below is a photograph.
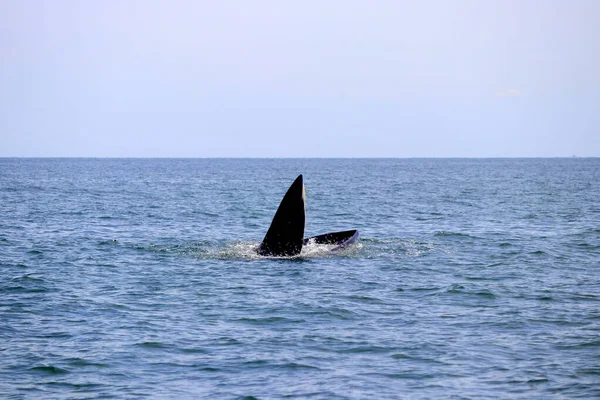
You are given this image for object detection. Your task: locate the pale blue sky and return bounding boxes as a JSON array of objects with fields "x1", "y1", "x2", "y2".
[{"x1": 1, "y1": 0, "x2": 599, "y2": 157}]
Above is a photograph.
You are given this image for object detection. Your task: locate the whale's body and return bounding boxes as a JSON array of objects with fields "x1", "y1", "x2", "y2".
[{"x1": 257, "y1": 174, "x2": 358, "y2": 257}]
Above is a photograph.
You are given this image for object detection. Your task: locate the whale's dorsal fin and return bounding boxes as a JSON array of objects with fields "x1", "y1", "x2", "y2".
[{"x1": 257, "y1": 174, "x2": 306, "y2": 257}]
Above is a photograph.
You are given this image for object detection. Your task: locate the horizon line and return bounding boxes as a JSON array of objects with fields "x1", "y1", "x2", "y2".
[{"x1": 1, "y1": 156, "x2": 597, "y2": 160}]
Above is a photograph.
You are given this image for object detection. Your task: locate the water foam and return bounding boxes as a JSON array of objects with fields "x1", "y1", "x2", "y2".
[{"x1": 188, "y1": 240, "x2": 362, "y2": 260}]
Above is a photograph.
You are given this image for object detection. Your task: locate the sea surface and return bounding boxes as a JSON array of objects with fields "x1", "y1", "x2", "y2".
[{"x1": 1, "y1": 158, "x2": 599, "y2": 399}]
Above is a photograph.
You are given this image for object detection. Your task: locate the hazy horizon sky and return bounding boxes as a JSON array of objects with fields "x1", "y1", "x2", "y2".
[{"x1": 1, "y1": 1, "x2": 599, "y2": 157}]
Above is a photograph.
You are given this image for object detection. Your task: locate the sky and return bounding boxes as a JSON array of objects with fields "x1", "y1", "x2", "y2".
[{"x1": 1, "y1": 0, "x2": 599, "y2": 157}]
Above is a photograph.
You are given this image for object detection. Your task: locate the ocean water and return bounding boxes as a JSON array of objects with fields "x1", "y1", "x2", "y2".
[{"x1": 1, "y1": 158, "x2": 599, "y2": 399}]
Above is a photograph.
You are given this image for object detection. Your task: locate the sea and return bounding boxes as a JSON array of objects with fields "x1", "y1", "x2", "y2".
[{"x1": 1, "y1": 158, "x2": 599, "y2": 399}]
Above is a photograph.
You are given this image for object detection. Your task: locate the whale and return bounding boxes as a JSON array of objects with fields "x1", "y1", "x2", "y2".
[
  {"x1": 257, "y1": 174, "x2": 358, "y2": 257},
  {"x1": 257, "y1": 174, "x2": 306, "y2": 257}
]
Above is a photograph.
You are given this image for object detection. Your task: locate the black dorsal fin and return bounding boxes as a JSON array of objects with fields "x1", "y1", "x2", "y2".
[{"x1": 257, "y1": 174, "x2": 306, "y2": 257}]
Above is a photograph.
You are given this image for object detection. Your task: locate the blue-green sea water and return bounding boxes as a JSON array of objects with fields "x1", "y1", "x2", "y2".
[{"x1": 1, "y1": 158, "x2": 599, "y2": 399}]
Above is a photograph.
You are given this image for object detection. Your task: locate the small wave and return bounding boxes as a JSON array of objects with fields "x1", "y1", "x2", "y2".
[
  {"x1": 340, "y1": 345, "x2": 393, "y2": 354},
  {"x1": 180, "y1": 347, "x2": 211, "y2": 355},
  {"x1": 526, "y1": 377, "x2": 549, "y2": 384},
  {"x1": 578, "y1": 367, "x2": 600, "y2": 376},
  {"x1": 242, "y1": 360, "x2": 269, "y2": 367},
  {"x1": 134, "y1": 341, "x2": 170, "y2": 349},
  {"x1": 66, "y1": 358, "x2": 109, "y2": 368},
  {"x1": 434, "y1": 231, "x2": 478, "y2": 239},
  {"x1": 194, "y1": 210, "x2": 219, "y2": 217},
  {"x1": 11, "y1": 274, "x2": 45, "y2": 283},
  {"x1": 241, "y1": 360, "x2": 319, "y2": 371},
  {"x1": 4, "y1": 274, "x2": 50, "y2": 293},
  {"x1": 465, "y1": 273, "x2": 504, "y2": 281},
  {"x1": 528, "y1": 250, "x2": 547, "y2": 255},
  {"x1": 474, "y1": 290, "x2": 497, "y2": 299},
  {"x1": 343, "y1": 294, "x2": 386, "y2": 304},
  {"x1": 301, "y1": 307, "x2": 358, "y2": 320},
  {"x1": 234, "y1": 316, "x2": 305, "y2": 325},
  {"x1": 445, "y1": 284, "x2": 497, "y2": 299},
  {"x1": 410, "y1": 286, "x2": 440, "y2": 292},
  {"x1": 569, "y1": 242, "x2": 600, "y2": 251},
  {"x1": 195, "y1": 366, "x2": 221, "y2": 372},
  {"x1": 557, "y1": 340, "x2": 600, "y2": 349},
  {"x1": 30, "y1": 365, "x2": 70, "y2": 375},
  {"x1": 277, "y1": 362, "x2": 320, "y2": 371},
  {"x1": 391, "y1": 353, "x2": 449, "y2": 365}
]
